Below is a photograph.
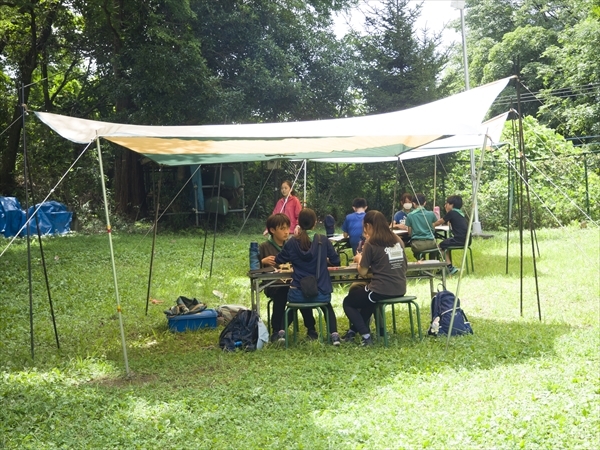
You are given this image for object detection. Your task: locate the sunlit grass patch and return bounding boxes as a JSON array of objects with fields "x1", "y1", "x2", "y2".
[{"x1": 0, "y1": 227, "x2": 598, "y2": 448}]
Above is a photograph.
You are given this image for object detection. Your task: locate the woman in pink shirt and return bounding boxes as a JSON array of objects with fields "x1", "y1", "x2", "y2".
[{"x1": 265, "y1": 180, "x2": 302, "y2": 235}]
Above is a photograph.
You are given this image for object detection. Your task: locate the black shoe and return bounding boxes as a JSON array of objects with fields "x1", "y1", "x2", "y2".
[
  {"x1": 307, "y1": 329, "x2": 318, "y2": 340},
  {"x1": 361, "y1": 335, "x2": 373, "y2": 346},
  {"x1": 331, "y1": 332, "x2": 341, "y2": 346},
  {"x1": 342, "y1": 330, "x2": 357, "y2": 342},
  {"x1": 277, "y1": 330, "x2": 286, "y2": 343},
  {"x1": 271, "y1": 330, "x2": 286, "y2": 343}
]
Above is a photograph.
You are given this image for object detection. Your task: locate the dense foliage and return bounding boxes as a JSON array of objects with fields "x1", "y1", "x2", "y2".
[
  {"x1": 0, "y1": 0, "x2": 598, "y2": 229},
  {"x1": 445, "y1": 116, "x2": 600, "y2": 230}
]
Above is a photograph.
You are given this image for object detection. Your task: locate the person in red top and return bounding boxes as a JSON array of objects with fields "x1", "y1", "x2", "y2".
[{"x1": 265, "y1": 180, "x2": 302, "y2": 235}]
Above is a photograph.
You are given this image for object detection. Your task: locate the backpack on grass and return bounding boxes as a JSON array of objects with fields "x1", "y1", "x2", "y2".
[
  {"x1": 428, "y1": 290, "x2": 473, "y2": 336},
  {"x1": 219, "y1": 309, "x2": 262, "y2": 351},
  {"x1": 164, "y1": 296, "x2": 207, "y2": 317},
  {"x1": 216, "y1": 304, "x2": 249, "y2": 325}
]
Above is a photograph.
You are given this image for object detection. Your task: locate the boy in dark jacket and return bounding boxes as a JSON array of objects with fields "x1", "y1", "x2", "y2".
[
  {"x1": 276, "y1": 208, "x2": 342, "y2": 345},
  {"x1": 260, "y1": 213, "x2": 317, "y2": 342}
]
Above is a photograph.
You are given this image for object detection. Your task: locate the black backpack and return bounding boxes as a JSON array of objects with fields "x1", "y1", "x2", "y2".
[
  {"x1": 428, "y1": 290, "x2": 473, "y2": 336},
  {"x1": 219, "y1": 309, "x2": 260, "y2": 351}
]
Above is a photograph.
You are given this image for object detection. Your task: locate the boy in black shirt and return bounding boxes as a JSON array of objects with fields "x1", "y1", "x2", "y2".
[{"x1": 433, "y1": 195, "x2": 471, "y2": 275}]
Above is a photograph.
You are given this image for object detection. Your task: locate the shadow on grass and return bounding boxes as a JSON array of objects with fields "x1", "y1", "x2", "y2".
[
  {"x1": 0, "y1": 315, "x2": 581, "y2": 448},
  {"x1": 120, "y1": 312, "x2": 574, "y2": 379}
]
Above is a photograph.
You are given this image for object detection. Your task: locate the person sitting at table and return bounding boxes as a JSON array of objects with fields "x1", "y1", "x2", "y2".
[
  {"x1": 342, "y1": 210, "x2": 408, "y2": 346},
  {"x1": 260, "y1": 213, "x2": 317, "y2": 342},
  {"x1": 402, "y1": 193, "x2": 438, "y2": 260},
  {"x1": 324, "y1": 213, "x2": 335, "y2": 237},
  {"x1": 342, "y1": 197, "x2": 368, "y2": 255},
  {"x1": 275, "y1": 208, "x2": 342, "y2": 345},
  {"x1": 391, "y1": 193, "x2": 413, "y2": 228},
  {"x1": 341, "y1": 224, "x2": 369, "y2": 340},
  {"x1": 433, "y1": 195, "x2": 471, "y2": 275},
  {"x1": 391, "y1": 192, "x2": 413, "y2": 245}
]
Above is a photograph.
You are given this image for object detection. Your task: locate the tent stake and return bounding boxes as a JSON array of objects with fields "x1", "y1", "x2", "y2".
[{"x1": 96, "y1": 136, "x2": 130, "y2": 377}]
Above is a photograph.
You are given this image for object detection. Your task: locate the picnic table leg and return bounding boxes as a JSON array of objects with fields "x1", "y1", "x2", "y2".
[
  {"x1": 441, "y1": 267, "x2": 447, "y2": 290},
  {"x1": 251, "y1": 279, "x2": 261, "y2": 315}
]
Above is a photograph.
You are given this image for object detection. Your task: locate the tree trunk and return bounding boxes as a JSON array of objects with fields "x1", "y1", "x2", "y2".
[
  {"x1": 103, "y1": 0, "x2": 147, "y2": 219},
  {"x1": 0, "y1": 2, "x2": 58, "y2": 196},
  {"x1": 113, "y1": 147, "x2": 147, "y2": 218},
  {"x1": 0, "y1": 107, "x2": 23, "y2": 195}
]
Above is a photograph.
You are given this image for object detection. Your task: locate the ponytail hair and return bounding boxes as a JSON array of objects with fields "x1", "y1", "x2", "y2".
[{"x1": 295, "y1": 208, "x2": 317, "y2": 250}]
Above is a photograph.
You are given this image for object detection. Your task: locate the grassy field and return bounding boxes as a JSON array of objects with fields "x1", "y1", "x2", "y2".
[{"x1": 0, "y1": 223, "x2": 598, "y2": 449}]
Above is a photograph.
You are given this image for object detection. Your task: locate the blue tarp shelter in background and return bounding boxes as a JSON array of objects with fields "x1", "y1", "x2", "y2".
[
  {"x1": 0, "y1": 197, "x2": 25, "y2": 237},
  {"x1": 0, "y1": 197, "x2": 72, "y2": 237}
]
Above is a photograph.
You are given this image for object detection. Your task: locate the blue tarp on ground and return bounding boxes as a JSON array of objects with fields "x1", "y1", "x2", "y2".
[
  {"x1": 0, "y1": 197, "x2": 72, "y2": 237},
  {"x1": 0, "y1": 197, "x2": 26, "y2": 237}
]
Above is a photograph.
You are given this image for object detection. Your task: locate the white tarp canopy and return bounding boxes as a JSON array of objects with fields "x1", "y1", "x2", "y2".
[
  {"x1": 311, "y1": 112, "x2": 509, "y2": 163},
  {"x1": 35, "y1": 77, "x2": 512, "y2": 166}
]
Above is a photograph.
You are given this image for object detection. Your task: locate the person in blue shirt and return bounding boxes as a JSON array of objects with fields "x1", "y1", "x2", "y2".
[
  {"x1": 342, "y1": 197, "x2": 368, "y2": 255},
  {"x1": 391, "y1": 192, "x2": 413, "y2": 245},
  {"x1": 275, "y1": 208, "x2": 342, "y2": 345},
  {"x1": 391, "y1": 192, "x2": 413, "y2": 229}
]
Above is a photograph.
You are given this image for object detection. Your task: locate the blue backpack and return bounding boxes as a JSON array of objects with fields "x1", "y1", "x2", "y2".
[{"x1": 428, "y1": 290, "x2": 473, "y2": 336}]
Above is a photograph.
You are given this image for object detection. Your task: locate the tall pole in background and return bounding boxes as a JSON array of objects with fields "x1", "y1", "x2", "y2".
[{"x1": 451, "y1": 0, "x2": 482, "y2": 235}]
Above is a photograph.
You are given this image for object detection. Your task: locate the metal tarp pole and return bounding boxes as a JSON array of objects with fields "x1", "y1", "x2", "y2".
[
  {"x1": 446, "y1": 133, "x2": 488, "y2": 350},
  {"x1": 303, "y1": 159, "x2": 307, "y2": 207},
  {"x1": 433, "y1": 156, "x2": 437, "y2": 208},
  {"x1": 96, "y1": 136, "x2": 130, "y2": 376},
  {"x1": 145, "y1": 166, "x2": 162, "y2": 315}
]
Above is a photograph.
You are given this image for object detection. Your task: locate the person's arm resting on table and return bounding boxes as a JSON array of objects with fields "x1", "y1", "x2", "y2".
[{"x1": 433, "y1": 217, "x2": 445, "y2": 227}]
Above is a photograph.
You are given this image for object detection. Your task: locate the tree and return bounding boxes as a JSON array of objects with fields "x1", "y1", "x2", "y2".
[
  {"x1": 0, "y1": 0, "x2": 80, "y2": 195},
  {"x1": 352, "y1": 0, "x2": 449, "y2": 113},
  {"x1": 449, "y1": 116, "x2": 599, "y2": 229},
  {"x1": 444, "y1": 0, "x2": 593, "y2": 118},
  {"x1": 71, "y1": 0, "x2": 220, "y2": 216},
  {"x1": 192, "y1": 0, "x2": 357, "y2": 122},
  {"x1": 538, "y1": 2, "x2": 600, "y2": 138}
]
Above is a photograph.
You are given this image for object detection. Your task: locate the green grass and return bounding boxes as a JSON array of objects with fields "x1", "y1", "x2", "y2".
[{"x1": 1, "y1": 225, "x2": 599, "y2": 449}]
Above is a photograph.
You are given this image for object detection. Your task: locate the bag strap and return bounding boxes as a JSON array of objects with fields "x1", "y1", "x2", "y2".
[{"x1": 315, "y1": 234, "x2": 322, "y2": 282}]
